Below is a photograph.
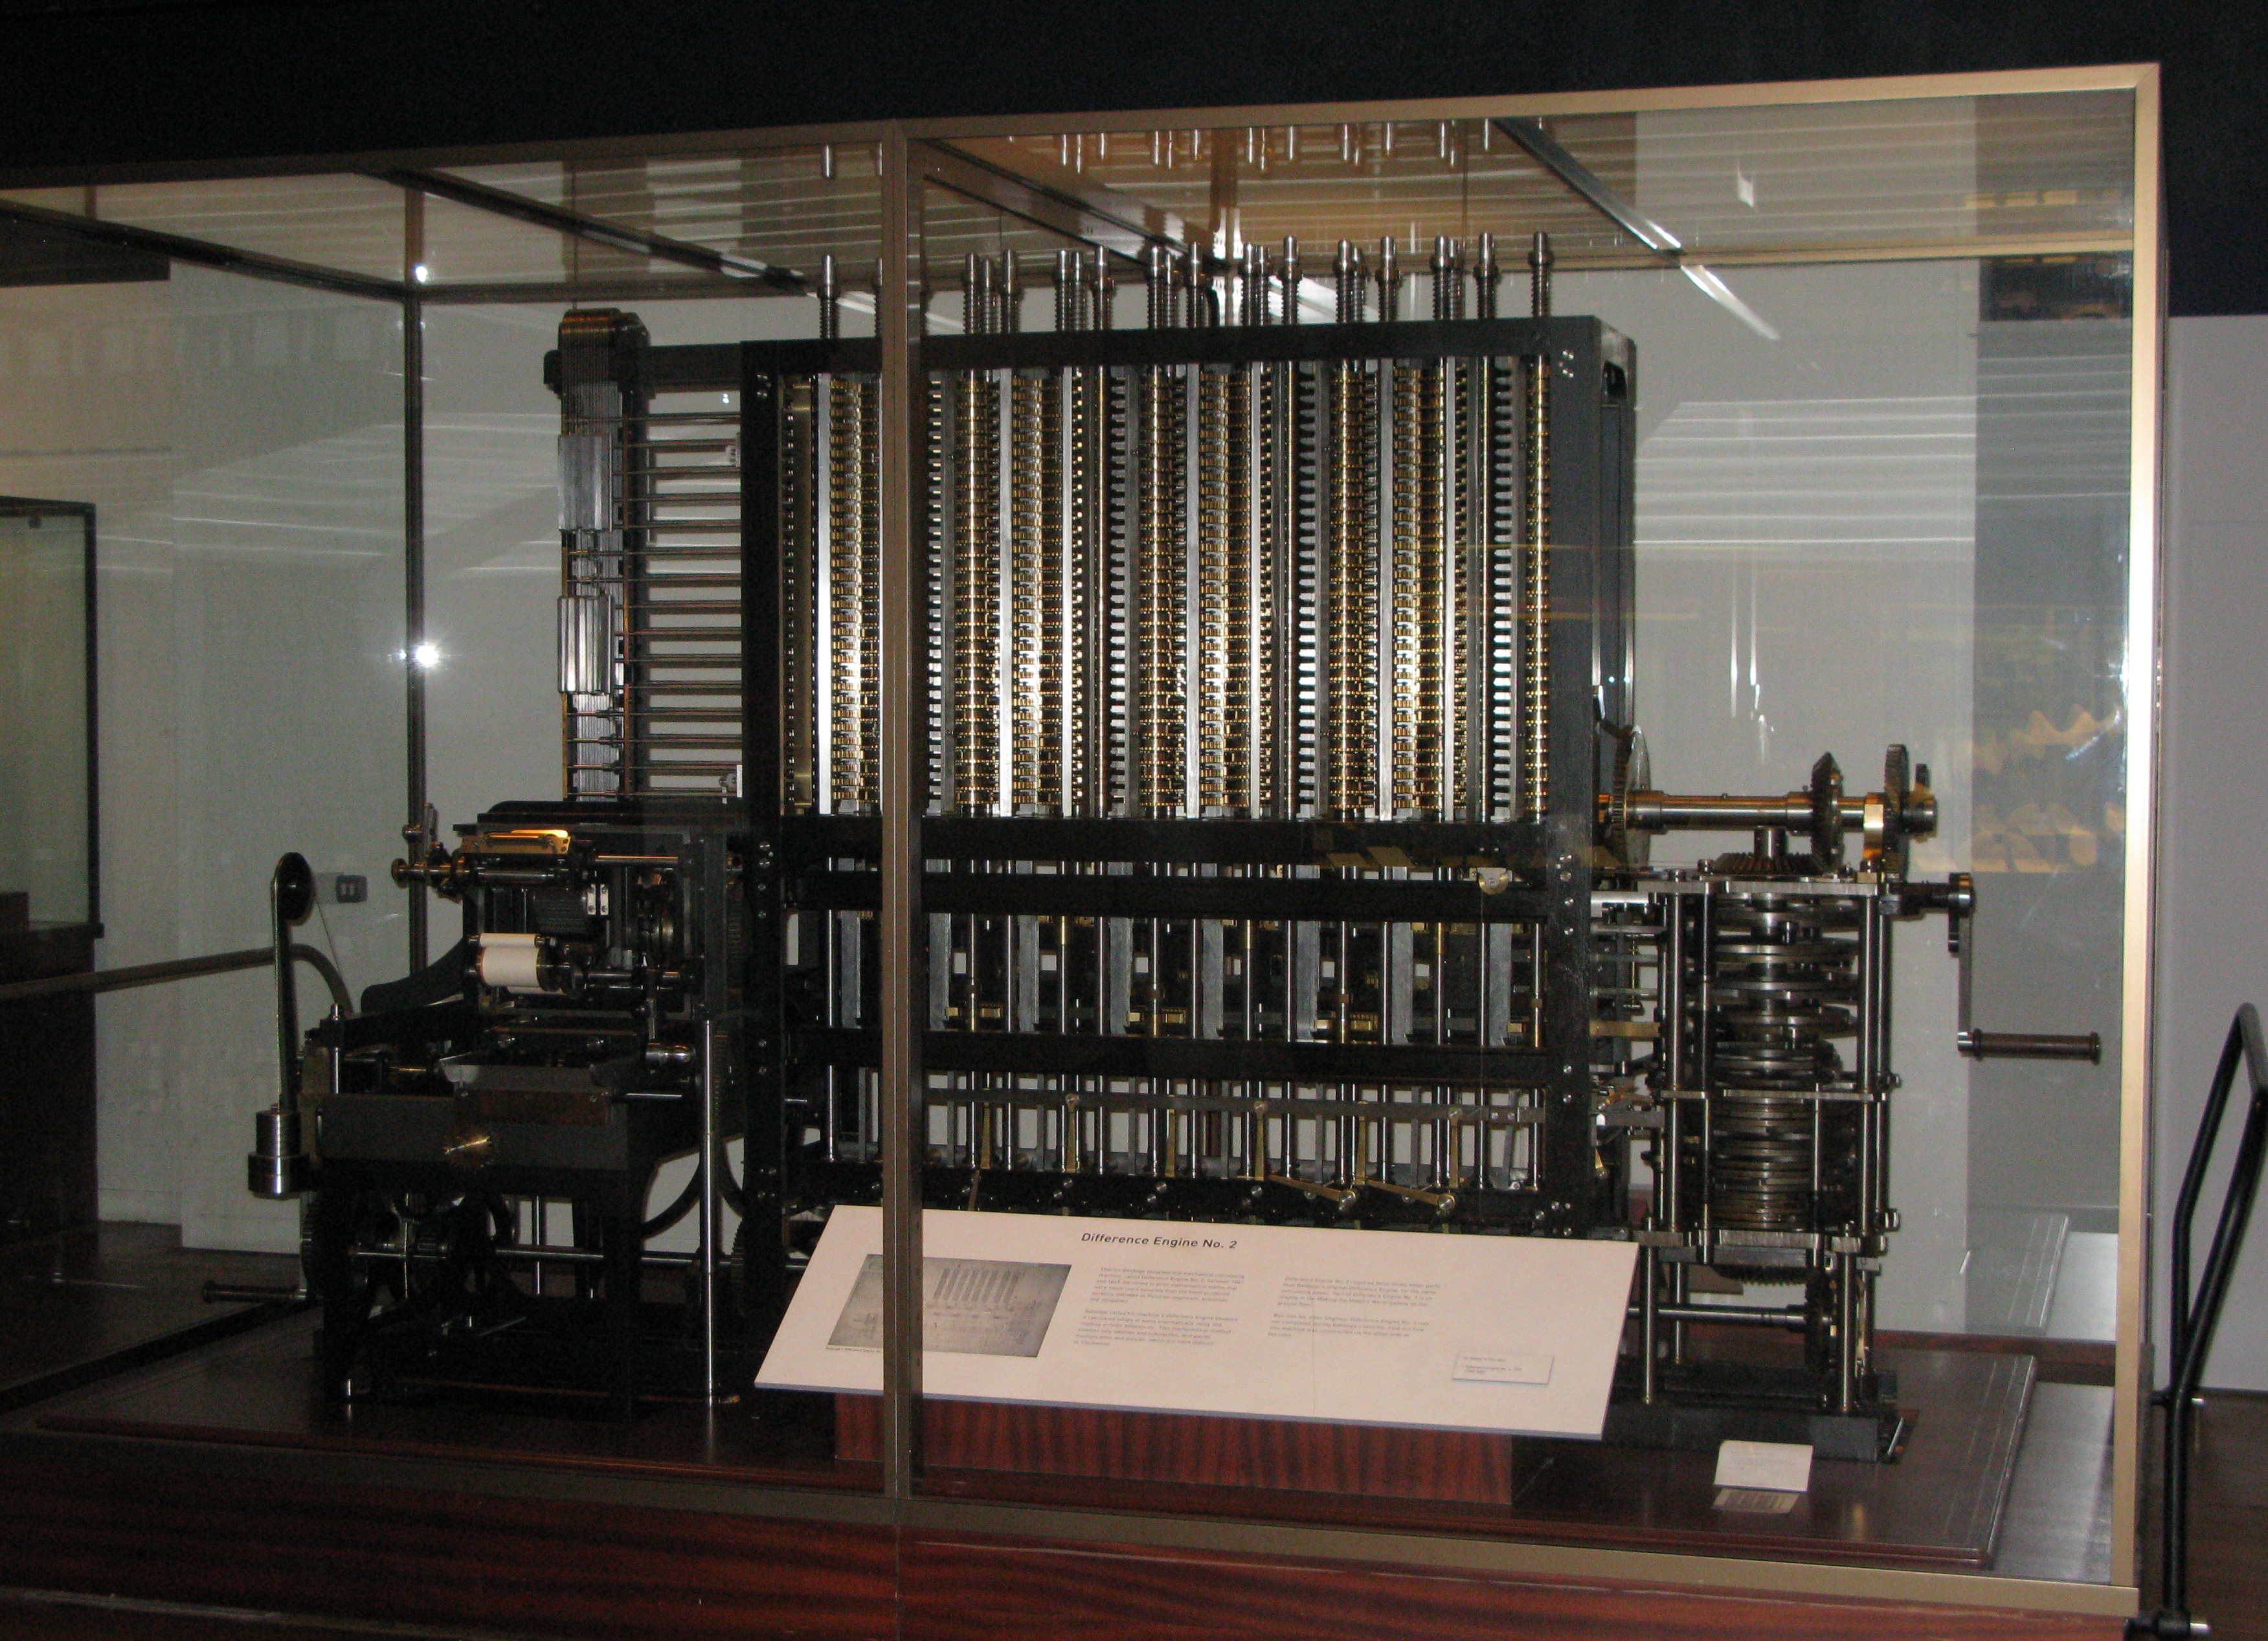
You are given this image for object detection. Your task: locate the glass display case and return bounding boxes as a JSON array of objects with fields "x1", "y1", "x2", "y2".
[
  {"x1": 0, "y1": 498, "x2": 95, "y2": 933},
  {"x1": 0, "y1": 61, "x2": 2161, "y2": 1632}
]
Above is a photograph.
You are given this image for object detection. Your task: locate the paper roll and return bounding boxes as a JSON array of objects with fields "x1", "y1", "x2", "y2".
[{"x1": 478, "y1": 932, "x2": 545, "y2": 991}]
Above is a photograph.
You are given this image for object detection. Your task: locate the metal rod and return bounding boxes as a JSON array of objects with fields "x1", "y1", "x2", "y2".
[
  {"x1": 403, "y1": 186, "x2": 429, "y2": 971},
  {"x1": 200, "y1": 1281, "x2": 306, "y2": 1304},
  {"x1": 0, "y1": 194, "x2": 406, "y2": 304},
  {"x1": 383, "y1": 167, "x2": 805, "y2": 291},
  {"x1": 880, "y1": 127, "x2": 925, "y2": 1499},
  {"x1": 0, "y1": 946, "x2": 271, "y2": 1005},
  {"x1": 699, "y1": 1016, "x2": 720, "y2": 1404}
]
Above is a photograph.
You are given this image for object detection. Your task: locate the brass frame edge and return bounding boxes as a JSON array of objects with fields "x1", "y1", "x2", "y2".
[
  {"x1": 0, "y1": 63, "x2": 2154, "y2": 195},
  {"x1": 2109, "y1": 60, "x2": 2164, "y2": 1592}
]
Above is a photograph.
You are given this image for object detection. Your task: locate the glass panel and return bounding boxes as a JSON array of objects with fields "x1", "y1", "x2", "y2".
[
  {"x1": 958, "y1": 121, "x2": 1636, "y2": 263},
  {"x1": 0, "y1": 175, "x2": 409, "y2": 281},
  {"x1": 0, "y1": 504, "x2": 91, "y2": 926},
  {"x1": 843, "y1": 98, "x2": 2140, "y2": 1587},
  {"x1": 1548, "y1": 91, "x2": 2135, "y2": 252},
  {"x1": 0, "y1": 264, "x2": 407, "y2": 1250},
  {"x1": 436, "y1": 148, "x2": 882, "y2": 289}
]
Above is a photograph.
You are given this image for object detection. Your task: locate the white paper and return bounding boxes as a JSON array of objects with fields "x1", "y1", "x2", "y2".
[
  {"x1": 1452, "y1": 1346, "x2": 1554, "y2": 1385},
  {"x1": 758, "y1": 1207, "x2": 1637, "y2": 1438},
  {"x1": 1712, "y1": 1438, "x2": 1814, "y2": 1494}
]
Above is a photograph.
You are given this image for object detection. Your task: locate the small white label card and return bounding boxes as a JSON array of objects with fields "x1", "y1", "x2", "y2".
[
  {"x1": 1452, "y1": 1345, "x2": 1554, "y2": 1385},
  {"x1": 1712, "y1": 1438, "x2": 1813, "y2": 1495}
]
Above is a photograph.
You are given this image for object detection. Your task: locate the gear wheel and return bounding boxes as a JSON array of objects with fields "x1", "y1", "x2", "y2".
[{"x1": 1602, "y1": 724, "x2": 1650, "y2": 869}]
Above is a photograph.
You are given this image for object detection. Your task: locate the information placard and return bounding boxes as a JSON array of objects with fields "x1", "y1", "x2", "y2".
[{"x1": 757, "y1": 1208, "x2": 1637, "y2": 1438}]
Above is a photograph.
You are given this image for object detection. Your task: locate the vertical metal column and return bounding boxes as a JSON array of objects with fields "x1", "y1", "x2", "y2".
[
  {"x1": 878, "y1": 128, "x2": 925, "y2": 1499},
  {"x1": 401, "y1": 188, "x2": 429, "y2": 970}
]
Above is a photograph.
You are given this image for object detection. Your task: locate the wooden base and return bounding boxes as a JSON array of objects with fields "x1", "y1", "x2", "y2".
[
  {"x1": 0, "y1": 1442, "x2": 2128, "y2": 1641},
  {"x1": 0, "y1": 1318, "x2": 2129, "y2": 1639},
  {"x1": 837, "y1": 1395, "x2": 1516, "y2": 1502}
]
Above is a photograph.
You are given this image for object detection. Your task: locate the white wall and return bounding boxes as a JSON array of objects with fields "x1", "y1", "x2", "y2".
[
  {"x1": 1569, "y1": 260, "x2": 1982, "y2": 1333},
  {"x1": 0, "y1": 267, "x2": 405, "y2": 1251},
  {"x1": 2156, "y1": 314, "x2": 2268, "y2": 1391}
]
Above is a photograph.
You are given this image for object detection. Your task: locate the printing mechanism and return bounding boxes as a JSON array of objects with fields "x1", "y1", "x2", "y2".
[
  {"x1": 264, "y1": 240, "x2": 2096, "y2": 1452},
  {"x1": 297, "y1": 807, "x2": 755, "y2": 1407}
]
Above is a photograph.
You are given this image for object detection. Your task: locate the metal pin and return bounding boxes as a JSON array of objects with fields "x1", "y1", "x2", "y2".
[
  {"x1": 818, "y1": 252, "x2": 840, "y2": 341},
  {"x1": 1282, "y1": 236, "x2": 1302, "y2": 324},
  {"x1": 1334, "y1": 240, "x2": 1363, "y2": 324},
  {"x1": 1476, "y1": 232, "x2": 1498, "y2": 320},
  {"x1": 1378, "y1": 237, "x2": 1402, "y2": 322}
]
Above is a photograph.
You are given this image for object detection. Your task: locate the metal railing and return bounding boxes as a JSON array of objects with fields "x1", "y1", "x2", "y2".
[
  {"x1": 0, "y1": 944, "x2": 350, "y2": 1012},
  {"x1": 2131, "y1": 1003, "x2": 2268, "y2": 1640}
]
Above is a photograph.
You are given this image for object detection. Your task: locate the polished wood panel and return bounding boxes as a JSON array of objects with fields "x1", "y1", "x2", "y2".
[
  {"x1": 838, "y1": 1395, "x2": 1516, "y2": 1502},
  {"x1": 897, "y1": 1529, "x2": 2124, "y2": 1641},
  {"x1": 0, "y1": 1320, "x2": 2155, "y2": 1639},
  {"x1": 851, "y1": 1349, "x2": 2029, "y2": 1568},
  {"x1": 0, "y1": 1450, "x2": 897, "y2": 1641}
]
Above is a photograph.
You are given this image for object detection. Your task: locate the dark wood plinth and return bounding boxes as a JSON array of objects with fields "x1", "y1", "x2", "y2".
[
  {"x1": 838, "y1": 1350, "x2": 2033, "y2": 1569},
  {"x1": 0, "y1": 1319, "x2": 2128, "y2": 1639},
  {"x1": 836, "y1": 1396, "x2": 1516, "y2": 1502}
]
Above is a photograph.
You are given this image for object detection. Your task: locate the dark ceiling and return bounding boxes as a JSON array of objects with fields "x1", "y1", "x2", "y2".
[{"x1": 1, "y1": 0, "x2": 2261, "y2": 314}]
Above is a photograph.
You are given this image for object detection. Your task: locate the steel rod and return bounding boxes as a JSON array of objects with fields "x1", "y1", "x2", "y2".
[{"x1": 880, "y1": 127, "x2": 925, "y2": 1499}]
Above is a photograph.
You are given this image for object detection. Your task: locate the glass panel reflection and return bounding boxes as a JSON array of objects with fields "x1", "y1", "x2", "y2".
[{"x1": 0, "y1": 503, "x2": 91, "y2": 928}]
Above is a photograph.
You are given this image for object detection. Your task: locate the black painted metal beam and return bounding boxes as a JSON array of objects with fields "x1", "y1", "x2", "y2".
[
  {"x1": 383, "y1": 166, "x2": 808, "y2": 294},
  {"x1": 0, "y1": 194, "x2": 403, "y2": 301}
]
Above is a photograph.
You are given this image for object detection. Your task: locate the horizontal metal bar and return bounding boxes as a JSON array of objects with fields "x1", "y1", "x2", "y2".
[
  {"x1": 919, "y1": 1087, "x2": 1539, "y2": 1124},
  {"x1": 0, "y1": 196, "x2": 405, "y2": 304},
  {"x1": 0, "y1": 945, "x2": 271, "y2": 1005},
  {"x1": 199, "y1": 1281, "x2": 306, "y2": 1305},
  {"x1": 799, "y1": 1028, "x2": 1550, "y2": 1084},
  {"x1": 387, "y1": 168, "x2": 807, "y2": 292},
  {"x1": 423, "y1": 274, "x2": 759, "y2": 306},
  {"x1": 780, "y1": 814, "x2": 1545, "y2": 867},
  {"x1": 798, "y1": 873, "x2": 1547, "y2": 922},
  {"x1": 1494, "y1": 117, "x2": 1682, "y2": 254},
  {"x1": 919, "y1": 139, "x2": 1162, "y2": 265}
]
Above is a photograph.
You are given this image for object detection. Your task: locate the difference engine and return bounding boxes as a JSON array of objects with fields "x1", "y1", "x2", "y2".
[{"x1": 249, "y1": 234, "x2": 2093, "y2": 1455}]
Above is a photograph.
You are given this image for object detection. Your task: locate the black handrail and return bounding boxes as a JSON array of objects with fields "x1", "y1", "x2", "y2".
[
  {"x1": 2131, "y1": 1003, "x2": 2268, "y2": 1640},
  {"x1": 0, "y1": 943, "x2": 350, "y2": 1013}
]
